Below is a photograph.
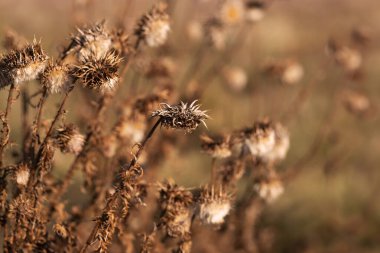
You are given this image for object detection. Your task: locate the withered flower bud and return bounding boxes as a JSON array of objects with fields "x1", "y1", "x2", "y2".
[
  {"x1": 152, "y1": 100, "x2": 209, "y2": 133},
  {"x1": 0, "y1": 40, "x2": 48, "y2": 88},
  {"x1": 198, "y1": 185, "x2": 232, "y2": 225},
  {"x1": 134, "y1": 2, "x2": 170, "y2": 47},
  {"x1": 68, "y1": 21, "x2": 112, "y2": 60},
  {"x1": 41, "y1": 63, "x2": 74, "y2": 94},
  {"x1": 14, "y1": 164, "x2": 30, "y2": 186},
  {"x1": 200, "y1": 134, "x2": 232, "y2": 159},
  {"x1": 71, "y1": 51, "x2": 121, "y2": 93},
  {"x1": 52, "y1": 124, "x2": 85, "y2": 155}
]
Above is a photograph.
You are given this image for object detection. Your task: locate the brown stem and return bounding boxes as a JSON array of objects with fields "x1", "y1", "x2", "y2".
[
  {"x1": 80, "y1": 118, "x2": 162, "y2": 253},
  {"x1": 0, "y1": 84, "x2": 17, "y2": 167}
]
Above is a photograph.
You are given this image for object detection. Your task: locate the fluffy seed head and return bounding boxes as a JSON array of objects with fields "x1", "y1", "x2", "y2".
[
  {"x1": 68, "y1": 21, "x2": 112, "y2": 60},
  {"x1": 152, "y1": 100, "x2": 209, "y2": 133},
  {"x1": 245, "y1": 0, "x2": 266, "y2": 22},
  {"x1": 222, "y1": 66, "x2": 247, "y2": 91},
  {"x1": 15, "y1": 164, "x2": 30, "y2": 186},
  {"x1": 41, "y1": 63, "x2": 74, "y2": 94},
  {"x1": 198, "y1": 185, "x2": 232, "y2": 225},
  {"x1": 135, "y1": 3, "x2": 170, "y2": 47},
  {"x1": 244, "y1": 120, "x2": 276, "y2": 157},
  {"x1": 263, "y1": 123, "x2": 290, "y2": 163},
  {"x1": 0, "y1": 40, "x2": 48, "y2": 88},
  {"x1": 254, "y1": 176, "x2": 284, "y2": 203},
  {"x1": 342, "y1": 89, "x2": 371, "y2": 116},
  {"x1": 52, "y1": 124, "x2": 85, "y2": 155},
  {"x1": 200, "y1": 134, "x2": 232, "y2": 159},
  {"x1": 71, "y1": 51, "x2": 121, "y2": 93},
  {"x1": 204, "y1": 18, "x2": 226, "y2": 50}
]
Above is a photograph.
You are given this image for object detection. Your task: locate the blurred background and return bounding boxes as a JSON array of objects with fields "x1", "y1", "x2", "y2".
[{"x1": 1, "y1": 0, "x2": 380, "y2": 252}]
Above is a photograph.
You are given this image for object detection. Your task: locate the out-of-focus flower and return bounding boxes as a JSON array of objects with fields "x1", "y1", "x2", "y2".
[
  {"x1": 220, "y1": 0, "x2": 245, "y2": 25},
  {"x1": 245, "y1": 0, "x2": 266, "y2": 23},
  {"x1": 342, "y1": 89, "x2": 371, "y2": 116},
  {"x1": 52, "y1": 124, "x2": 85, "y2": 155},
  {"x1": 200, "y1": 134, "x2": 232, "y2": 159},
  {"x1": 222, "y1": 66, "x2": 248, "y2": 92},
  {"x1": 263, "y1": 59, "x2": 304, "y2": 85},
  {"x1": 254, "y1": 175, "x2": 284, "y2": 203},
  {"x1": 41, "y1": 63, "x2": 74, "y2": 94}
]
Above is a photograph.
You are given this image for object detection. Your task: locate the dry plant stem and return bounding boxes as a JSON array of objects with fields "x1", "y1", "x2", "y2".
[
  {"x1": 211, "y1": 158, "x2": 217, "y2": 184},
  {"x1": 80, "y1": 118, "x2": 162, "y2": 253},
  {"x1": 0, "y1": 84, "x2": 17, "y2": 167},
  {"x1": 21, "y1": 88, "x2": 30, "y2": 159}
]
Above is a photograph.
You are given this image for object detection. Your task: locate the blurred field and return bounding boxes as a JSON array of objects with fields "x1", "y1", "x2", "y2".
[{"x1": 1, "y1": 0, "x2": 380, "y2": 252}]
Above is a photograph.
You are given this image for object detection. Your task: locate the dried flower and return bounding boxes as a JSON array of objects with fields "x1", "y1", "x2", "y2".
[
  {"x1": 198, "y1": 185, "x2": 231, "y2": 225},
  {"x1": 152, "y1": 100, "x2": 209, "y2": 133},
  {"x1": 41, "y1": 63, "x2": 74, "y2": 94},
  {"x1": 245, "y1": 0, "x2": 266, "y2": 23},
  {"x1": 204, "y1": 18, "x2": 226, "y2": 50},
  {"x1": 342, "y1": 89, "x2": 371, "y2": 116},
  {"x1": 134, "y1": 3, "x2": 170, "y2": 47},
  {"x1": 216, "y1": 160, "x2": 245, "y2": 186},
  {"x1": 327, "y1": 40, "x2": 362, "y2": 72},
  {"x1": 243, "y1": 120, "x2": 276, "y2": 157},
  {"x1": 71, "y1": 51, "x2": 121, "y2": 93},
  {"x1": 264, "y1": 59, "x2": 304, "y2": 85},
  {"x1": 52, "y1": 124, "x2": 85, "y2": 155},
  {"x1": 254, "y1": 175, "x2": 284, "y2": 203},
  {"x1": 186, "y1": 21, "x2": 203, "y2": 42},
  {"x1": 14, "y1": 164, "x2": 30, "y2": 186},
  {"x1": 262, "y1": 123, "x2": 290, "y2": 163},
  {"x1": 220, "y1": 0, "x2": 245, "y2": 25},
  {"x1": 0, "y1": 40, "x2": 48, "y2": 88},
  {"x1": 200, "y1": 134, "x2": 231, "y2": 159},
  {"x1": 68, "y1": 21, "x2": 112, "y2": 60}
]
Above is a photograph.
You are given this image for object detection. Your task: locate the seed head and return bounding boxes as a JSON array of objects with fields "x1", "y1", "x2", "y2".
[
  {"x1": 222, "y1": 66, "x2": 247, "y2": 91},
  {"x1": 135, "y1": 3, "x2": 170, "y2": 47},
  {"x1": 200, "y1": 134, "x2": 231, "y2": 159},
  {"x1": 68, "y1": 21, "x2": 112, "y2": 60},
  {"x1": 198, "y1": 185, "x2": 232, "y2": 225},
  {"x1": 152, "y1": 100, "x2": 209, "y2": 133},
  {"x1": 262, "y1": 123, "x2": 290, "y2": 163},
  {"x1": 254, "y1": 175, "x2": 284, "y2": 203},
  {"x1": 41, "y1": 63, "x2": 74, "y2": 94},
  {"x1": 245, "y1": 0, "x2": 266, "y2": 23},
  {"x1": 204, "y1": 18, "x2": 226, "y2": 50},
  {"x1": 14, "y1": 164, "x2": 30, "y2": 187},
  {"x1": 243, "y1": 120, "x2": 276, "y2": 157},
  {"x1": 342, "y1": 89, "x2": 371, "y2": 116},
  {"x1": 0, "y1": 40, "x2": 48, "y2": 88},
  {"x1": 52, "y1": 124, "x2": 85, "y2": 155},
  {"x1": 71, "y1": 51, "x2": 121, "y2": 93}
]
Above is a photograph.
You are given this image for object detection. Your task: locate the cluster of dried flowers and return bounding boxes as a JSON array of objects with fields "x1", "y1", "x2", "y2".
[{"x1": 0, "y1": 0, "x2": 373, "y2": 252}]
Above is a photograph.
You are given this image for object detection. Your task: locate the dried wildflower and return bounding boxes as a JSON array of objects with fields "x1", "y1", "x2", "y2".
[
  {"x1": 245, "y1": 0, "x2": 266, "y2": 22},
  {"x1": 41, "y1": 63, "x2": 74, "y2": 94},
  {"x1": 67, "y1": 21, "x2": 112, "y2": 60},
  {"x1": 0, "y1": 40, "x2": 48, "y2": 88},
  {"x1": 243, "y1": 120, "x2": 276, "y2": 157},
  {"x1": 8, "y1": 194, "x2": 34, "y2": 221},
  {"x1": 342, "y1": 89, "x2": 371, "y2": 116},
  {"x1": 14, "y1": 164, "x2": 30, "y2": 186},
  {"x1": 152, "y1": 100, "x2": 209, "y2": 133},
  {"x1": 198, "y1": 185, "x2": 232, "y2": 225},
  {"x1": 327, "y1": 40, "x2": 362, "y2": 72},
  {"x1": 204, "y1": 18, "x2": 226, "y2": 50},
  {"x1": 220, "y1": 0, "x2": 245, "y2": 25},
  {"x1": 159, "y1": 181, "x2": 194, "y2": 238},
  {"x1": 145, "y1": 57, "x2": 176, "y2": 79},
  {"x1": 200, "y1": 134, "x2": 231, "y2": 159},
  {"x1": 94, "y1": 211, "x2": 116, "y2": 252},
  {"x1": 262, "y1": 123, "x2": 290, "y2": 163},
  {"x1": 216, "y1": 160, "x2": 245, "y2": 186},
  {"x1": 264, "y1": 59, "x2": 304, "y2": 85},
  {"x1": 110, "y1": 28, "x2": 131, "y2": 57},
  {"x1": 134, "y1": 3, "x2": 170, "y2": 47},
  {"x1": 52, "y1": 124, "x2": 85, "y2": 155},
  {"x1": 115, "y1": 117, "x2": 146, "y2": 144},
  {"x1": 254, "y1": 176, "x2": 284, "y2": 203},
  {"x1": 71, "y1": 51, "x2": 121, "y2": 93},
  {"x1": 222, "y1": 66, "x2": 247, "y2": 91},
  {"x1": 101, "y1": 134, "x2": 118, "y2": 158}
]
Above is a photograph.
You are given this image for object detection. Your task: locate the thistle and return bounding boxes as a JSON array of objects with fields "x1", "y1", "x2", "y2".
[
  {"x1": 71, "y1": 51, "x2": 121, "y2": 93},
  {"x1": 152, "y1": 100, "x2": 209, "y2": 133},
  {"x1": 0, "y1": 40, "x2": 48, "y2": 88},
  {"x1": 52, "y1": 124, "x2": 85, "y2": 155},
  {"x1": 134, "y1": 2, "x2": 170, "y2": 48},
  {"x1": 41, "y1": 63, "x2": 74, "y2": 94}
]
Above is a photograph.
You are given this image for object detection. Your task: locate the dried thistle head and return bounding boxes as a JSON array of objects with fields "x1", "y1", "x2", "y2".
[
  {"x1": 254, "y1": 172, "x2": 284, "y2": 203},
  {"x1": 14, "y1": 164, "x2": 30, "y2": 187},
  {"x1": 134, "y1": 2, "x2": 170, "y2": 47},
  {"x1": 152, "y1": 100, "x2": 209, "y2": 133},
  {"x1": 158, "y1": 181, "x2": 194, "y2": 238},
  {"x1": 68, "y1": 21, "x2": 112, "y2": 60},
  {"x1": 216, "y1": 159, "x2": 245, "y2": 187},
  {"x1": 327, "y1": 39, "x2": 362, "y2": 72},
  {"x1": 52, "y1": 124, "x2": 85, "y2": 155},
  {"x1": 71, "y1": 51, "x2": 121, "y2": 93},
  {"x1": 200, "y1": 134, "x2": 232, "y2": 159},
  {"x1": 8, "y1": 194, "x2": 35, "y2": 221},
  {"x1": 262, "y1": 123, "x2": 290, "y2": 163},
  {"x1": 243, "y1": 119, "x2": 276, "y2": 157},
  {"x1": 263, "y1": 59, "x2": 304, "y2": 85},
  {"x1": 342, "y1": 89, "x2": 371, "y2": 116},
  {"x1": 0, "y1": 40, "x2": 48, "y2": 88},
  {"x1": 245, "y1": 0, "x2": 266, "y2": 23},
  {"x1": 41, "y1": 63, "x2": 74, "y2": 94},
  {"x1": 115, "y1": 116, "x2": 146, "y2": 144},
  {"x1": 197, "y1": 185, "x2": 232, "y2": 225},
  {"x1": 145, "y1": 57, "x2": 176, "y2": 79}
]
